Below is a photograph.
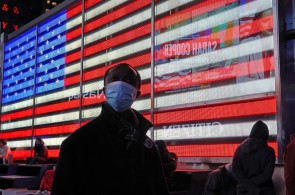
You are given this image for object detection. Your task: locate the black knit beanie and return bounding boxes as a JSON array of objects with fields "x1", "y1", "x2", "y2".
[{"x1": 249, "y1": 120, "x2": 269, "y2": 141}]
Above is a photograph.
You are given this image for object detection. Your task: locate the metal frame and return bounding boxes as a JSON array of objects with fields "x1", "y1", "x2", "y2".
[
  {"x1": 0, "y1": 33, "x2": 7, "y2": 134},
  {"x1": 150, "y1": 0, "x2": 155, "y2": 140},
  {"x1": 272, "y1": 0, "x2": 283, "y2": 164},
  {"x1": 79, "y1": 0, "x2": 85, "y2": 128}
]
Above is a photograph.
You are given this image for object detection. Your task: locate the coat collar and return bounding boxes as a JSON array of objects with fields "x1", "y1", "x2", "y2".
[{"x1": 100, "y1": 102, "x2": 153, "y2": 135}]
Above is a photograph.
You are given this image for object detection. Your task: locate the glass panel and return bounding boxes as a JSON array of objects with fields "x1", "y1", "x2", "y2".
[
  {"x1": 33, "y1": 2, "x2": 83, "y2": 158},
  {"x1": 153, "y1": 0, "x2": 277, "y2": 157},
  {"x1": 81, "y1": 0, "x2": 153, "y2": 124},
  {"x1": 1, "y1": 27, "x2": 37, "y2": 160}
]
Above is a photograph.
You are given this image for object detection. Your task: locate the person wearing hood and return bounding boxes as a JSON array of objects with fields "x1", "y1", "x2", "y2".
[
  {"x1": 51, "y1": 63, "x2": 169, "y2": 195},
  {"x1": 231, "y1": 120, "x2": 275, "y2": 195}
]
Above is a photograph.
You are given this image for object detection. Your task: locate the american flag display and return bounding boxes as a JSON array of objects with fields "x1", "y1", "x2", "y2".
[{"x1": 1, "y1": 0, "x2": 278, "y2": 160}]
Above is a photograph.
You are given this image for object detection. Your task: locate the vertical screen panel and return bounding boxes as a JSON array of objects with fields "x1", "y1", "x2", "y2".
[
  {"x1": 1, "y1": 27, "x2": 36, "y2": 159},
  {"x1": 0, "y1": 2, "x2": 82, "y2": 159},
  {"x1": 33, "y1": 2, "x2": 82, "y2": 157},
  {"x1": 81, "y1": 0, "x2": 153, "y2": 122},
  {"x1": 153, "y1": 0, "x2": 277, "y2": 157}
]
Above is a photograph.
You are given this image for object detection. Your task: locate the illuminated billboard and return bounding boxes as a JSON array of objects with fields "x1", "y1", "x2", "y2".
[{"x1": 0, "y1": 0, "x2": 279, "y2": 161}]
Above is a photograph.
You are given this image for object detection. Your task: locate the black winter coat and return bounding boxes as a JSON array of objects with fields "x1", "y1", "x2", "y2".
[
  {"x1": 232, "y1": 138, "x2": 275, "y2": 195},
  {"x1": 51, "y1": 102, "x2": 169, "y2": 195}
]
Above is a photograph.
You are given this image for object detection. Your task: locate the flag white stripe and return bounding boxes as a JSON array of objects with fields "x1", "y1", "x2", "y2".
[
  {"x1": 132, "y1": 98, "x2": 151, "y2": 111},
  {"x1": 85, "y1": 0, "x2": 129, "y2": 21},
  {"x1": 34, "y1": 111, "x2": 79, "y2": 125},
  {"x1": 82, "y1": 107, "x2": 101, "y2": 119},
  {"x1": 65, "y1": 39, "x2": 81, "y2": 53},
  {"x1": 155, "y1": 119, "x2": 277, "y2": 140},
  {"x1": 1, "y1": 119, "x2": 32, "y2": 130},
  {"x1": 65, "y1": 62, "x2": 80, "y2": 75},
  {"x1": 8, "y1": 139, "x2": 31, "y2": 148},
  {"x1": 83, "y1": 81, "x2": 102, "y2": 93},
  {"x1": 8, "y1": 137, "x2": 66, "y2": 148},
  {"x1": 2, "y1": 99, "x2": 33, "y2": 113},
  {"x1": 155, "y1": 78, "x2": 275, "y2": 109},
  {"x1": 36, "y1": 86, "x2": 80, "y2": 105},
  {"x1": 67, "y1": 15, "x2": 82, "y2": 30}
]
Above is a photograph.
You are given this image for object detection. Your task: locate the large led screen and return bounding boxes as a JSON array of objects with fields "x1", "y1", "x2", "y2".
[
  {"x1": 1, "y1": 0, "x2": 278, "y2": 160},
  {"x1": 153, "y1": 0, "x2": 277, "y2": 156}
]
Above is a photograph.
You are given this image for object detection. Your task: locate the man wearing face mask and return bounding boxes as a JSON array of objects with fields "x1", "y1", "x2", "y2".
[{"x1": 51, "y1": 63, "x2": 169, "y2": 195}]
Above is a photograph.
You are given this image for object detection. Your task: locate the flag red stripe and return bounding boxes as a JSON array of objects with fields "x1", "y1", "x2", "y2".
[
  {"x1": 168, "y1": 141, "x2": 278, "y2": 157},
  {"x1": 35, "y1": 99, "x2": 80, "y2": 115},
  {"x1": 85, "y1": 0, "x2": 103, "y2": 9},
  {"x1": 67, "y1": 2, "x2": 82, "y2": 19},
  {"x1": 0, "y1": 129, "x2": 32, "y2": 139},
  {"x1": 1, "y1": 109, "x2": 33, "y2": 122},
  {"x1": 65, "y1": 27, "x2": 82, "y2": 42},
  {"x1": 12, "y1": 149, "x2": 61, "y2": 159},
  {"x1": 154, "y1": 97, "x2": 276, "y2": 124},
  {"x1": 34, "y1": 123, "x2": 79, "y2": 136}
]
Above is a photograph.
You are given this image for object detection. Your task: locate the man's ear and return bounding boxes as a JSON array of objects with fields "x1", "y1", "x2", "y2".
[{"x1": 135, "y1": 90, "x2": 141, "y2": 99}]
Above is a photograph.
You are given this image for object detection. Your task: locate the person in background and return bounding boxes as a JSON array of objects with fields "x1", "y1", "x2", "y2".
[
  {"x1": 155, "y1": 140, "x2": 178, "y2": 191},
  {"x1": 232, "y1": 120, "x2": 275, "y2": 195},
  {"x1": 37, "y1": 166, "x2": 56, "y2": 194},
  {"x1": 52, "y1": 63, "x2": 169, "y2": 195},
  {"x1": 202, "y1": 162, "x2": 237, "y2": 195},
  {"x1": 0, "y1": 139, "x2": 11, "y2": 164},
  {"x1": 27, "y1": 137, "x2": 49, "y2": 164},
  {"x1": 284, "y1": 133, "x2": 295, "y2": 195}
]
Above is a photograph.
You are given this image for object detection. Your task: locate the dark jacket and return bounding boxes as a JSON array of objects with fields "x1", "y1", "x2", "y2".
[
  {"x1": 202, "y1": 163, "x2": 237, "y2": 195},
  {"x1": 51, "y1": 102, "x2": 169, "y2": 195},
  {"x1": 155, "y1": 140, "x2": 177, "y2": 178},
  {"x1": 34, "y1": 141, "x2": 49, "y2": 162},
  {"x1": 232, "y1": 138, "x2": 275, "y2": 195},
  {"x1": 284, "y1": 134, "x2": 295, "y2": 195}
]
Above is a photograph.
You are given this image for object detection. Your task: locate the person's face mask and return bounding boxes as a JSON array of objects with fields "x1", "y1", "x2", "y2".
[{"x1": 105, "y1": 81, "x2": 137, "y2": 112}]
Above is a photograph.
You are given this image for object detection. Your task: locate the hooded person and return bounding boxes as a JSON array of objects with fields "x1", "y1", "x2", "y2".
[{"x1": 231, "y1": 120, "x2": 275, "y2": 195}]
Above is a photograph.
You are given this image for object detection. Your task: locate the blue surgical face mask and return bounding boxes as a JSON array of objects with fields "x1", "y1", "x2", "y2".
[{"x1": 105, "y1": 81, "x2": 137, "y2": 112}]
